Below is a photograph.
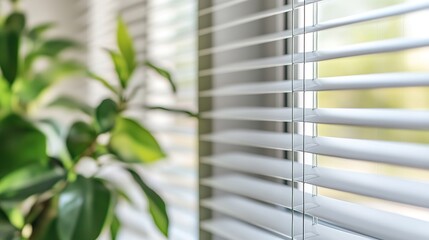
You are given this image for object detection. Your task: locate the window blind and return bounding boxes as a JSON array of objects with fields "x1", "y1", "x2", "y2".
[{"x1": 198, "y1": 0, "x2": 429, "y2": 239}]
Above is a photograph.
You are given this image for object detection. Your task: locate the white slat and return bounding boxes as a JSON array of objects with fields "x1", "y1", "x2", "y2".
[
  {"x1": 203, "y1": 175, "x2": 429, "y2": 240},
  {"x1": 202, "y1": 130, "x2": 429, "y2": 169},
  {"x1": 199, "y1": 1, "x2": 429, "y2": 55},
  {"x1": 200, "y1": 38, "x2": 429, "y2": 76},
  {"x1": 202, "y1": 152, "x2": 429, "y2": 208},
  {"x1": 200, "y1": 72, "x2": 429, "y2": 96},
  {"x1": 198, "y1": 0, "x2": 320, "y2": 35},
  {"x1": 201, "y1": 218, "x2": 284, "y2": 240},
  {"x1": 202, "y1": 196, "x2": 369, "y2": 240},
  {"x1": 202, "y1": 107, "x2": 429, "y2": 129}
]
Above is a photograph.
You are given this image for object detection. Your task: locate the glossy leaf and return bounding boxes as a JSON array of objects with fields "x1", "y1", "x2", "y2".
[
  {"x1": 109, "y1": 117, "x2": 165, "y2": 164},
  {"x1": 144, "y1": 61, "x2": 177, "y2": 93},
  {"x1": 95, "y1": 99, "x2": 118, "y2": 133},
  {"x1": 87, "y1": 71, "x2": 118, "y2": 95},
  {"x1": 110, "y1": 215, "x2": 120, "y2": 240},
  {"x1": 5, "y1": 12, "x2": 26, "y2": 32},
  {"x1": 27, "y1": 22, "x2": 55, "y2": 41},
  {"x1": 0, "y1": 165, "x2": 65, "y2": 200},
  {"x1": 36, "y1": 39, "x2": 80, "y2": 57},
  {"x1": 57, "y1": 176, "x2": 113, "y2": 240},
  {"x1": 0, "y1": 114, "x2": 47, "y2": 179},
  {"x1": 117, "y1": 17, "x2": 136, "y2": 75},
  {"x1": 47, "y1": 96, "x2": 93, "y2": 115},
  {"x1": 144, "y1": 105, "x2": 198, "y2": 118},
  {"x1": 127, "y1": 168, "x2": 169, "y2": 237},
  {"x1": 66, "y1": 121, "x2": 96, "y2": 161},
  {"x1": 106, "y1": 50, "x2": 129, "y2": 88},
  {"x1": 0, "y1": 12, "x2": 26, "y2": 85}
]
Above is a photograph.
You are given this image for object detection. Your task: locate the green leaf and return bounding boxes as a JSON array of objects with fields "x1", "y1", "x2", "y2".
[
  {"x1": 87, "y1": 71, "x2": 118, "y2": 95},
  {"x1": 27, "y1": 22, "x2": 55, "y2": 41},
  {"x1": 0, "y1": 165, "x2": 65, "y2": 201},
  {"x1": 106, "y1": 49, "x2": 129, "y2": 88},
  {"x1": 109, "y1": 117, "x2": 165, "y2": 164},
  {"x1": 95, "y1": 99, "x2": 118, "y2": 133},
  {"x1": 57, "y1": 176, "x2": 113, "y2": 240},
  {"x1": 117, "y1": 17, "x2": 136, "y2": 75},
  {"x1": 144, "y1": 105, "x2": 198, "y2": 118},
  {"x1": 66, "y1": 121, "x2": 96, "y2": 161},
  {"x1": 14, "y1": 74, "x2": 50, "y2": 105},
  {"x1": 47, "y1": 96, "x2": 93, "y2": 115},
  {"x1": 110, "y1": 215, "x2": 120, "y2": 240},
  {"x1": 0, "y1": 114, "x2": 47, "y2": 179},
  {"x1": 36, "y1": 39, "x2": 80, "y2": 57},
  {"x1": 0, "y1": 78, "x2": 12, "y2": 116},
  {"x1": 127, "y1": 168, "x2": 169, "y2": 237},
  {"x1": 144, "y1": 61, "x2": 177, "y2": 93},
  {"x1": 0, "y1": 12, "x2": 26, "y2": 86},
  {"x1": 5, "y1": 12, "x2": 26, "y2": 32}
]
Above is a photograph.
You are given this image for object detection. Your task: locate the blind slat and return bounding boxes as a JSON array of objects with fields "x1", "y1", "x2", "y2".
[
  {"x1": 202, "y1": 107, "x2": 429, "y2": 129},
  {"x1": 200, "y1": 72, "x2": 429, "y2": 96},
  {"x1": 201, "y1": 218, "x2": 284, "y2": 240},
  {"x1": 199, "y1": 1, "x2": 429, "y2": 55},
  {"x1": 200, "y1": 38, "x2": 429, "y2": 76},
  {"x1": 203, "y1": 152, "x2": 429, "y2": 208},
  {"x1": 203, "y1": 196, "x2": 369, "y2": 240},
  {"x1": 203, "y1": 130, "x2": 429, "y2": 169},
  {"x1": 204, "y1": 175, "x2": 429, "y2": 240},
  {"x1": 198, "y1": 0, "x2": 320, "y2": 36}
]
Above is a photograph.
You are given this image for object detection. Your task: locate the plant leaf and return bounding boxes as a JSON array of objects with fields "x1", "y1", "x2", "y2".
[
  {"x1": 57, "y1": 176, "x2": 113, "y2": 240},
  {"x1": 0, "y1": 114, "x2": 47, "y2": 179},
  {"x1": 127, "y1": 168, "x2": 169, "y2": 237},
  {"x1": 144, "y1": 61, "x2": 177, "y2": 93},
  {"x1": 36, "y1": 39, "x2": 80, "y2": 57},
  {"x1": 66, "y1": 121, "x2": 97, "y2": 161},
  {"x1": 110, "y1": 215, "x2": 120, "y2": 240},
  {"x1": 109, "y1": 117, "x2": 165, "y2": 164},
  {"x1": 5, "y1": 12, "x2": 26, "y2": 32},
  {"x1": 0, "y1": 12, "x2": 26, "y2": 86},
  {"x1": 117, "y1": 17, "x2": 136, "y2": 76},
  {"x1": 0, "y1": 165, "x2": 65, "y2": 201},
  {"x1": 95, "y1": 99, "x2": 118, "y2": 133},
  {"x1": 0, "y1": 78, "x2": 12, "y2": 116},
  {"x1": 106, "y1": 49, "x2": 129, "y2": 88},
  {"x1": 87, "y1": 71, "x2": 118, "y2": 95},
  {"x1": 144, "y1": 105, "x2": 198, "y2": 118},
  {"x1": 47, "y1": 96, "x2": 93, "y2": 115},
  {"x1": 27, "y1": 22, "x2": 55, "y2": 41}
]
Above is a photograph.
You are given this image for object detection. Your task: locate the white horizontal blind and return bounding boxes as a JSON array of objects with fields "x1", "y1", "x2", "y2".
[{"x1": 199, "y1": 0, "x2": 429, "y2": 239}]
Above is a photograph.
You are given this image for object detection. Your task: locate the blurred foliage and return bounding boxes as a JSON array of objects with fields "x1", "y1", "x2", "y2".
[{"x1": 0, "y1": 2, "x2": 196, "y2": 239}]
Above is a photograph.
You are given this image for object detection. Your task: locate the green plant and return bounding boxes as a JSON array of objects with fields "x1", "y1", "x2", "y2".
[{"x1": 0, "y1": 1, "x2": 195, "y2": 239}]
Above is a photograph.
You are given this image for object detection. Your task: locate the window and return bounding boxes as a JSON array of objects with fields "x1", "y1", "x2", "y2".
[{"x1": 198, "y1": 0, "x2": 429, "y2": 239}]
